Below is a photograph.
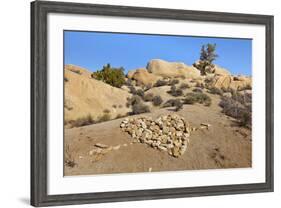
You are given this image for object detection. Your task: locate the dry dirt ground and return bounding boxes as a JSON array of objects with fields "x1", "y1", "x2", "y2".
[{"x1": 64, "y1": 93, "x2": 251, "y2": 176}]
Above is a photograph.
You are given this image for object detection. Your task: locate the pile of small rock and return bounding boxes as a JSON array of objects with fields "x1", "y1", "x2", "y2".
[{"x1": 120, "y1": 114, "x2": 191, "y2": 157}]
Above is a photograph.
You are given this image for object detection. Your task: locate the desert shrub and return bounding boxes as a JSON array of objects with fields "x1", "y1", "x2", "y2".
[
  {"x1": 127, "y1": 95, "x2": 150, "y2": 115},
  {"x1": 128, "y1": 85, "x2": 137, "y2": 94},
  {"x1": 135, "y1": 89, "x2": 145, "y2": 98},
  {"x1": 240, "y1": 111, "x2": 252, "y2": 127},
  {"x1": 125, "y1": 78, "x2": 133, "y2": 86},
  {"x1": 144, "y1": 83, "x2": 153, "y2": 91},
  {"x1": 163, "y1": 99, "x2": 181, "y2": 108},
  {"x1": 208, "y1": 87, "x2": 223, "y2": 95},
  {"x1": 192, "y1": 88, "x2": 203, "y2": 93},
  {"x1": 195, "y1": 82, "x2": 205, "y2": 88},
  {"x1": 103, "y1": 109, "x2": 110, "y2": 113},
  {"x1": 131, "y1": 103, "x2": 150, "y2": 115},
  {"x1": 168, "y1": 85, "x2": 183, "y2": 97},
  {"x1": 126, "y1": 95, "x2": 142, "y2": 106},
  {"x1": 65, "y1": 145, "x2": 76, "y2": 168},
  {"x1": 182, "y1": 96, "x2": 196, "y2": 105},
  {"x1": 64, "y1": 102, "x2": 73, "y2": 111},
  {"x1": 112, "y1": 105, "x2": 117, "y2": 108},
  {"x1": 91, "y1": 63, "x2": 125, "y2": 88},
  {"x1": 168, "y1": 79, "x2": 179, "y2": 86},
  {"x1": 68, "y1": 114, "x2": 96, "y2": 127},
  {"x1": 179, "y1": 83, "x2": 190, "y2": 89},
  {"x1": 154, "y1": 79, "x2": 169, "y2": 87},
  {"x1": 237, "y1": 84, "x2": 252, "y2": 91},
  {"x1": 162, "y1": 99, "x2": 182, "y2": 111},
  {"x1": 97, "y1": 113, "x2": 111, "y2": 122},
  {"x1": 184, "y1": 92, "x2": 212, "y2": 106},
  {"x1": 143, "y1": 93, "x2": 154, "y2": 102},
  {"x1": 116, "y1": 114, "x2": 124, "y2": 119},
  {"x1": 219, "y1": 96, "x2": 251, "y2": 127},
  {"x1": 232, "y1": 91, "x2": 252, "y2": 106},
  {"x1": 70, "y1": 68, "x2": 81, "y2": 75},
  {"x1": 174, "y1": 100, "x2": 183, "y2": 111},
  {"x1": 152, "y1": 95, "x2": 163, "y2": 106}
]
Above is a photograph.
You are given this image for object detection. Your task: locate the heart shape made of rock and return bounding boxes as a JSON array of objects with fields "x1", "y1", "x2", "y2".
[{"x1": 120, "y1": 114, "x2": 191, "y2": 157}]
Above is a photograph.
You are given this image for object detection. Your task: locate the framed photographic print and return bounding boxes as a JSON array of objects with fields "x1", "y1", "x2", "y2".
[{"x1": 31, "y1": 0, "x2": 274, "y2": 207}]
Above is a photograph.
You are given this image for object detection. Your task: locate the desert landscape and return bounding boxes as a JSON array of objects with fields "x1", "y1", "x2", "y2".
[{"x1": 64, "y1": 51, "x2": 252, "y2": 176}]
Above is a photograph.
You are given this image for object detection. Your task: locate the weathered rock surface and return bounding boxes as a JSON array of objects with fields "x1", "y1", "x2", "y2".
[
  {"x1": 147, "y1": 59, "x2": 201, "y2": 79},
  {"x1": 129, "y1": 68, "x2": 161, "y2": 86},
  {"x1": 64, "y1": 64, "x2": 131, "y2": 122},
  {"x1": 120, "y1": 114, "x2": 191, "y2": 157},
  {"x1": 210, "y1": 75, "x2": 252, "y2": 90}
]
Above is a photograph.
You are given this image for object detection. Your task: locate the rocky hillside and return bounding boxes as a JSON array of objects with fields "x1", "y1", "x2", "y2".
[
  {"x1": 64, "y1": 59, "x2": 252, "y2": 127},
  {"x1": 64, "y1": 64, "x2": 131, "y2": 123}
]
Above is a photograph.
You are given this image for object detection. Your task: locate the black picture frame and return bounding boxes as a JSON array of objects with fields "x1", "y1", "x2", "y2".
[{"x1": 31, "y1": 0, "x2": 274, "y2": 207}]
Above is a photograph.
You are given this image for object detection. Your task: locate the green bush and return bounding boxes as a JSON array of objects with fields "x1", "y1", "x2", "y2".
[
  {"x1": 91, "y1": 63, "x2": 125, "y2": 88},
  {"x1": 152, "y1": 95, "x2": 163, "y2": 106}
]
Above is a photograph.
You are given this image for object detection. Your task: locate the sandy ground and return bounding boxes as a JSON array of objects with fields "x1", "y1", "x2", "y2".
[{"x1": 64, "y1": 94, "x2": 251, "y2": 176}]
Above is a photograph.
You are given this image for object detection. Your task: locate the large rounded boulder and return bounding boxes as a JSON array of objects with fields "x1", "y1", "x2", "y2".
[
  {"x1": 147, "y1": 59, "x2": 201, "y2": 79},
  {"x1": 130, "y1": 68, "x2": 161, "y2": 86}
]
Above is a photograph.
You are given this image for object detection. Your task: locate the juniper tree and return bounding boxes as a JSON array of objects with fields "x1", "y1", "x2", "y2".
[{"x1": 196, "y1": 43, "x2": 218, "y2": 75}]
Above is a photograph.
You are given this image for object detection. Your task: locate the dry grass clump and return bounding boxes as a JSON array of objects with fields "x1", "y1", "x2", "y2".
[
  {"x1": 154, "y1": 79, "x2": 169, "y2": 87},
  {"x1": 168, "y1": 85, "x2": 183, "y2": 97},
  {"x1": 168, "y1": 79, "x2": 180, "y2": 86},
  {"x1": 98, "y1": 113, "x2": 111, "y2": 122},
  {"x1": 65, "y1": 112, "x2": 112, "y2": 128},
  {"x1": 69, "y1": 68, "x2": 81, "y2": 75},
  {"x1": 192, "y1": 88, "x2": 203, "y2": 93},
  {"x1": 65, "y1": 145, "x2": 76, "y2": 168},
  {"x1": 66, "y1": 114, "x2": 95, "y2": 127},
  {"x1": 208, "y1": 87, "x2": 223, "y2": 95},
  {"x1": 183, "y1": 92, "x2": 212, "y2": 106},
  {"x1": 179, "y1": 83, "x2": 190, "y2": 89}
]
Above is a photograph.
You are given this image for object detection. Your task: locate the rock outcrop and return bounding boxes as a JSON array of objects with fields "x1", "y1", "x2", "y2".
[
  {"x1": 64, "y1": 64, "x2": 131, "y2": 122},
  {"x1": 128, "y1": 68, "x2": 161, "y2": 86},
  {"x1": 209, "y1": 75, "x2": 252, "y2": 90},
  {"x1": 120, "y1": 114, "x2": 191, "y2": 157},
  {"x1": 147, "y1": 59, "x2": 201, "y2": 79}
]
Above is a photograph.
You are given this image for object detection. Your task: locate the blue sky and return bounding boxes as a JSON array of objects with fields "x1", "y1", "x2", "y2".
[{"x1": 64, "y1": 31, "x2": 252, "y2": 76}]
